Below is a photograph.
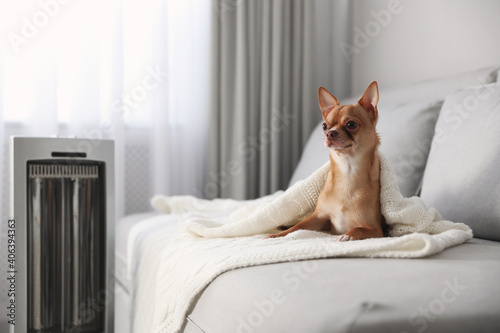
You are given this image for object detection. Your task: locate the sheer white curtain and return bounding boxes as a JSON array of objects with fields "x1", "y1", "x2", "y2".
[
  {"x1": 0, "y1": 0, "x2": 210, "y2": 218},
  {"x1": 0, "y1": 1, "x2": 210, "y2": 326}
]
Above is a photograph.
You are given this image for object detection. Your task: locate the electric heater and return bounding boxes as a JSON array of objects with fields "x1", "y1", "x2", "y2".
[{"x1": 10, "y1": 137, "x2": 114, "y2": 333}]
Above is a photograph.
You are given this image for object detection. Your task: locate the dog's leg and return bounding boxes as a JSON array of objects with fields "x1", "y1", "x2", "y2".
[
  {"x1": 267, "y1": 212, "x2": 329, "y2": 238},
  {"x1": 337, "y1": 226, "x2": 383, "y2": 242}
]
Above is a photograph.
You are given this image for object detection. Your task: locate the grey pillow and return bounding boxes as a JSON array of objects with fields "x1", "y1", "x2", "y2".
[
  {"x1": 377, "y1": 100, "x2": 443, "y2": 197},
  {"x1": 420, "y1": 82, "x2": 500, "y2": 241},
  {"x1": 288, "y1": 123, "x2": 328, "y2": 187},
  {"x1": 289, "y1": 100, "x2": 443, "y2": 198}
]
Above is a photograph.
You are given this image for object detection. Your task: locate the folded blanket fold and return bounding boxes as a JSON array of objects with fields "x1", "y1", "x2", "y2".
[{"x1": 149, "y1": 152, "x2": 472, "y2": 333}]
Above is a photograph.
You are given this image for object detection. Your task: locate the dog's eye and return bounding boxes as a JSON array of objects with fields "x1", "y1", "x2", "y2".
[
  {"x1": 346, "y1": 121, "x2": 357, "y2": 130},
  {"x1": 322, "y1": 123, "x2": 328, "y2": 131}
]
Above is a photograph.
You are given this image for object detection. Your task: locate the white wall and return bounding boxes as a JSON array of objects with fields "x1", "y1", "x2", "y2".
[{"x1": 347, "y1": 0, "x2": 500, "y2": 94}]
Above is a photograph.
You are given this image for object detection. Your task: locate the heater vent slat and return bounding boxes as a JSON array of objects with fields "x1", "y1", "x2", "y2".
[
  {"x1": 27, "y1": 161, "x2": 105, "y2": 332},
  {"x1": 29, "y1": 164, "x2": 99, "y2": 179}
]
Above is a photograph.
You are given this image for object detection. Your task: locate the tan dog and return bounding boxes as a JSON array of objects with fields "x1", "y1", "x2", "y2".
[{"x1": 268, "y1": 82, "x2": 383, "y2": 241}]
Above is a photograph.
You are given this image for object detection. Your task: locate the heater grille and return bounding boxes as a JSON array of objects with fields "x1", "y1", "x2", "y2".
[
  {"x1": 27, "y1": 161, "x2": 106, "y2": 333},
  {"x1": 29, "y1": 164, "x2": 99, "y2": 179}
]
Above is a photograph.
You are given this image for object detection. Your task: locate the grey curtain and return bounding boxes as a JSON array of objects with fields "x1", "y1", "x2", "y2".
[{"x1": 206, "y1": 0, "x2": 322, "y2": 200}]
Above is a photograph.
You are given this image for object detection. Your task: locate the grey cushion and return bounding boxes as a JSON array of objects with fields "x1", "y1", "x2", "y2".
[
  {"x1": 187, "y1": 238, "x2": 500, "y2": 333},
  {"x1": 287, "y1": 123, "x2": 328, "y2": 187},
  {"x1": 288, "y1": 100, "x2": 443, "y2": 197},
  {"x1": 376, "y1": 100, "x2": 443, "y2": 197},
  {"x1": 421, "y1": 83, "x2": 500, "y2": 241}
]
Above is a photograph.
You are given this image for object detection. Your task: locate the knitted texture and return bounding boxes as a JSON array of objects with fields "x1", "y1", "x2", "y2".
[{"x1": 150, "y1": 152, "x2": 472, "y2": 333}]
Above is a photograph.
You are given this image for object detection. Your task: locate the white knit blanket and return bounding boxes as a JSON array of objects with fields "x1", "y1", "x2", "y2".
[{"x1": 149, "y1": 153, "x2": 472, "y2": 333}]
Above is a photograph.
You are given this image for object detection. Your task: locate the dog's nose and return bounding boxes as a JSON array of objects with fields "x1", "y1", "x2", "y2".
[{"x1": 327, "y1": 130, "x2": 338, "y2": 139}]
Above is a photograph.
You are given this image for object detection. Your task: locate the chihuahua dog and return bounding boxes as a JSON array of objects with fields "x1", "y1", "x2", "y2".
[{"x1": 268, "y1": 82, "x2": 383, "y2": 241}]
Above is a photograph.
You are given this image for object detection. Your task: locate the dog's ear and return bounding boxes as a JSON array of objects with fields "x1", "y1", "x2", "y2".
[
  {"x1": 358, "y1": 81, "x2": 379, "y2": 119},
  {"x1": 318, "y1": 87, "x2": 339, "y2": 119}
]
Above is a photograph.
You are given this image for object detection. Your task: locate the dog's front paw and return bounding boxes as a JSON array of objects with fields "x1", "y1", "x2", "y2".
[
  {"x1": 266, "y1": 233, "x2": 286, "y2": 239},
  {"x1": 337, "y1": 234, "x2": 352, "y2": 242}
]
